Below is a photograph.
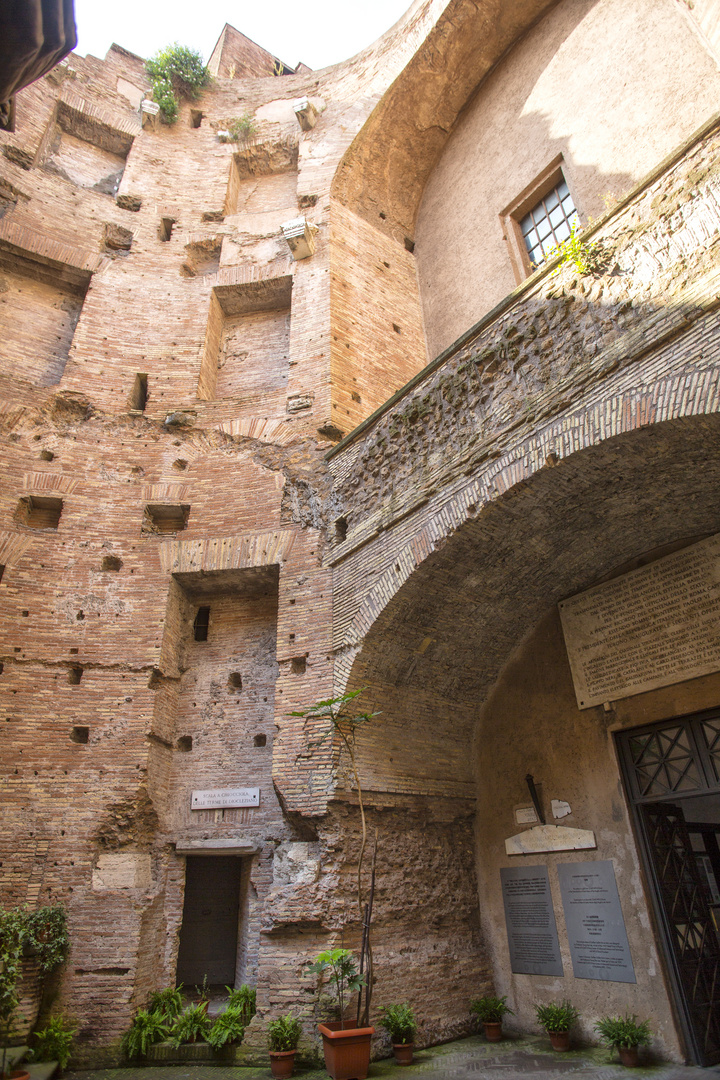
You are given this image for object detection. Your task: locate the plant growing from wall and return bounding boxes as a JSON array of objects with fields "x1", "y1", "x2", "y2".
[
  {"x1": 217, "y1": 114, "x2": 257, "y2": 144},
  {"x1": 121, "y1": 1008, "x2": 169, "y2": 1059},
  {"x1": 28, "y1": 1015, "x2": 76, "y2": 1071},
  {"x1": 291, "y1": 688, "x2": 379, "y2": 1026},
  {"x1": 145, "y1": 44, "x2": 210, "y2": 124},
  {"x1": 546, "y1": 220, "x2": 598, "y2": 275},
  {"x1": 207, "y1": 1005, "x2": 246, "y2": 1050}
]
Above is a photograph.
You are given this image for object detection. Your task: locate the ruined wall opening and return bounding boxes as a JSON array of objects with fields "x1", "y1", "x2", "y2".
[
  {"x1": 40, "y1": 101, "x2": 135, "y2": 197},
  {"x1": 176, "y1": 855, "x2": 249, "y2": 987},
  {"x1": 198, "y1": 274, "x2": 292, "y2": 404},
  {"x1": 0, "y1": 245, "x2": 90, "y2": 386}
]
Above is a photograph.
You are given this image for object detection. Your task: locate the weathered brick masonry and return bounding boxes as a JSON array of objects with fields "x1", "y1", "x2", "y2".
[{"x1": 2, "y1": 0, "x2": 720, "y2": 1068}]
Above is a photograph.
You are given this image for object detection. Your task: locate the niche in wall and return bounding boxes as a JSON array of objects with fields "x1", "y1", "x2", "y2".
[
  {"x1": 41, "y1": 100, "x2": 135, "y2": 196},
  {"x1": 198, "y1": 272, "x2": 292, "y2": 403},
  {"x1": 0, "y1": 241, "x2": 91, "y2": 386}
]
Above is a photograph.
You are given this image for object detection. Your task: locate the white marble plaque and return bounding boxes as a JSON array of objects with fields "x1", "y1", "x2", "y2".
[
  {"x1": 559, "y1": 534, "x2": 720, "y2": 708},
  {"x1": 191, "y1": 787, "x2": 259, "y2": 809},
  {"x1": 505, "y1": 824, "x2": 596, "y2": 856}
]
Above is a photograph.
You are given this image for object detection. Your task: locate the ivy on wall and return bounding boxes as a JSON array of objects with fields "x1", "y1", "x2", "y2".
[{"x1": 145, "y1": 44, "x2": 210, "y2": 124}]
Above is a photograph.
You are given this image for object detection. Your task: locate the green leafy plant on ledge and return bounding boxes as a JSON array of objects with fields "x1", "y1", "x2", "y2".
[
  {"x1": 217, "y1": 113, "x2": 257, "y2": 143},
  {"x1": 545, "y1": 219, "x2": 599, "y2": 275},
  {"x1": 145, "y1": 44, "x2": 210, "y2": 124}
]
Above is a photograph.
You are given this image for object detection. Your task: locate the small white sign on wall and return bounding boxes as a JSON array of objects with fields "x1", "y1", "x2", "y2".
[{"x1": 191, "y1": 787, "x2": 260, "y2": 810}]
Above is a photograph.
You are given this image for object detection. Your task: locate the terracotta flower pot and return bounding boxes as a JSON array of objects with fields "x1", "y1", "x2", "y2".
[
  {"x1": 618, "y1": 1045, "x2": 639, "y2": 1067},
  {"x1": 549, "y1": 1030, "x2": 570, "y2": 1051},
  {"x1": 269, "y1": 1048, "x2": 296, "y2": 1078},
  {"x1": 483, "y1": 1021, "x2": 503, "y2": 1042},
  {"x1": 393, "y1": 1041, "x2": 414, "y2": 1065},
  {"x1": 318, "y1": 1022, "x2": 374, "y2": 1080}
]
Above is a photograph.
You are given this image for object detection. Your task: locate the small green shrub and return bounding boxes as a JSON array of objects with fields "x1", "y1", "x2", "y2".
[
  {"x1": 145, "y1": 44, "x2": 210, "y2": 124},
  {"x1": 147, "y1": 984, "x2": 183, "y2": 1020},
  {"x1": 546, "y1": 220, "x2": 598, "y2": 275},
  {"x1": 267, "y1": 1014, "x2": 302, "y2": 1052},
  {"x1": 595, "y1": 1015, "x2": 651, "y2": 1049},
  {"x1": 194, "y1": 973, "x2": 210, "y2": 1003},
  {"x1": 218, "y1": 114, "x2": 257, "y2": 143},
  {"x1": 169, "y1": 1002, "x2": 211, "y2": 1047},
  {"x1": 470, "y1": 995, "x2": 514, "y2": 1024},
  {"x1": 226, "y1": 983, "x2": 256, "y2": 1023},
  {"x1": 535, "y1": 1001, "x2": 579, "y2": 1033},
  {"x1": 29, "y1": 1015, "x2": 76, "y2": 1070},
  {"x1": 379, "y1": 1002, "x2": 416, "y2": 1044},
  {"x1": 207, "y1": 1005, "x2": 246, "y2": 1050},
  {"x1": 25, "y1": 905, "x2": 70, "y2": 974},
  {"x1": 121, "y1": 1008, "x2": 169, "y2": 1059}
]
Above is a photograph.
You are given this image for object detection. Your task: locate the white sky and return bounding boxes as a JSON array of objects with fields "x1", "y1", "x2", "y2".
[{"x1": 72, "y1": 0, "x2": 414, "y2": 72}]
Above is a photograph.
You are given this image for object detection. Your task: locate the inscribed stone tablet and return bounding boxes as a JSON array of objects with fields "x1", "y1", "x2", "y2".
[
  {"x1": 558, "y1": 860, "x2": 635, "y2": 983},
  {"x1": 191, "y1": 787, "x2": 259, "y2": 809},
  {"x1": 500, "y1": 865, "x2": 564, "y2": 976},
  {"x1": 559, "y1": 533, "x2": 720, "y2": 708}
]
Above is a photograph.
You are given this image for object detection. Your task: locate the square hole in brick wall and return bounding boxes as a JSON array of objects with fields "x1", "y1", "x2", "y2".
[
  {"x1": 0, "y1": 245, "x2": 90, "y2": 387},
  {"x1": 70, "y1": 726, "x2": 89, "y2": 743},
  {"x1": 16, "y1": 495, "x2": 63, "y2": 529},
  {"x1": 142, "y1": 504, "x2": 190, "y2": 535},
  {"x1": 199, "y1": 274, "x2": 292, "y2": 402},
  {"x1": 41, "y1": 101, "x2": 134, "y2": 197}
]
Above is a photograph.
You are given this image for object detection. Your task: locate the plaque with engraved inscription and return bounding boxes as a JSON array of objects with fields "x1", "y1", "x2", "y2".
[
  {"x1": 500, "y1": 865, "x2": 564, "y2": 976},
  {"x1": 559, "y1": 534, "x2": 720, "y2": 708},
  {"x1": 558, "y1": 860, "x2": 635, "y2": 983}
]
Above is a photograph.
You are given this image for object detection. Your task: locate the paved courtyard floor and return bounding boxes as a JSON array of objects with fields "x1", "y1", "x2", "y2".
[{"x1": 64, "y1": 1034, "x2": 720, "y2": 1080}]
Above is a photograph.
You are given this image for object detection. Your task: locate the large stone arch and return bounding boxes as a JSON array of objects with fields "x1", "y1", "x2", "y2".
[{"x1": 330, "y1": 413, "x2": 720, "y2": 1061}]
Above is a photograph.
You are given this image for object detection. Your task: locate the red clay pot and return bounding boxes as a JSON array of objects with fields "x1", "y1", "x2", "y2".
[
  {"x1": 318, "y1": 1022, "x2": 374, "y2": 1080},
  {"x1": 393, "y1": 1042, "x2": 414, "y2": 1065},
  {"x1": 549, "y1": 1031, "x2": 570, "y2": 1052},
  {"x1": 483, "y1": 1021, "x2": 503, "y2": 1042},
  {"x1": 269, "y1": 1048, "x2": 296, "y2": 1078},
  {"x1": 618, "y1": 1046, "x2": 639, "y2": 1067}
]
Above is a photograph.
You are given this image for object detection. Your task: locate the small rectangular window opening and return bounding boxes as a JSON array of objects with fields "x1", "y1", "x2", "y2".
[
  {"x1": 17, "y1": 496, "x2": 63, "y2": 530},
  {"x1": 159, "y1": 217, "x2": 176, "y2": 242},
  {"x1": 193, "y1": 606, "x2": 210, "y2": 642},
  {"x1": 129, "y1": 373, "x2": 148, "y2": 411},
  {"x1": 520, "y1": 177, "x2": 579, "y2": 269},
  {"x1": 190, "y1": 110, "x2": 203, "y2": 129}
]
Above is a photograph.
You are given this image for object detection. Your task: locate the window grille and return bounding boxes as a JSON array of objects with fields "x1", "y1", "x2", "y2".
[{"x1": 520, "y1": 178, "x2": 578, "y2": 267}]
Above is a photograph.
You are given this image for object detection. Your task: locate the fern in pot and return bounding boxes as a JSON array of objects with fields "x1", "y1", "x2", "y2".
[
  {"x1": 379, "y1": 1002, "x2": 417, "y2": 1065},
  {"x1": 470, "y1": 995, "x2": 514, "y2": 1042},
  {"x1": 535, "y1": 1001, "x2": 579, "y2": 1052},
  {"x1": 595, "y1": 1014, "x2": 651, "y2": 1067},
  {"x1": 267, "y1": 1014, "x2": 301, "y2": 1079}
]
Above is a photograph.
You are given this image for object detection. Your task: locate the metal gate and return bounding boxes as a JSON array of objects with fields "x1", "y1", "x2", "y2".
[{"x1": 617, "y1": 711, "x2": 720, "y2": 1065}]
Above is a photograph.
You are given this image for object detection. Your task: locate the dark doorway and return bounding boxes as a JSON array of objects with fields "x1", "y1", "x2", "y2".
[
  {"x1": 176, "y1": 856, "x2": 244, "y2": 987},
  {"x1": 617, "y1": 711, "x2": 720, "y2": 1064}
]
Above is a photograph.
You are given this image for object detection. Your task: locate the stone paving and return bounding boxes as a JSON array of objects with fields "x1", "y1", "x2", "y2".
[{"x1": 64, "y1": 1035, "x2": 720, "y2": 1080}]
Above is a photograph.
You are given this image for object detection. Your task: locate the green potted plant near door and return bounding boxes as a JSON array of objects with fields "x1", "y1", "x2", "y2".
[
  {"x1": 310, "y1": 948, "x2": 372, "y2": 1080},
  {"x1": 379, "y1": 1002, "x2": 417, "y2": 1065},
  {"x1": 535, "y1": 1001, "x2": 579, "y2": 1051},
  {"x1": 267, "y1": 1014, "x2": 302, "y2": 1079},
  {"x1": 470, "y1": 995, "x2": 513, "y2": 1042},
  {"x1": 594, "y1": 1014, "x2": 651, "y2": 1067}
]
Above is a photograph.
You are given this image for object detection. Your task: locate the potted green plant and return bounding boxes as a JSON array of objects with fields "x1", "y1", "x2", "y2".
[
  {"x1": 267, "y1": 1014, "x2": 302, "y2": 1079},
  {"x1": 310, "y1": 948, "x2": 372, "y2": 1080},
  {"x1": 169, "y1": 1002, "x2": 211, "y2": 1046},
  {"x1": 207, "y1": 1005, "x2": 246, "y2": 1051},
  {"x1": 470, "y1": 995, "x2": 514, "y2": 1042},
  {"x1": 594, "y1": 1014, "x2": 651, "y2": 1067},
  {"x1": 0, "y1": 908, "x2": 31, "y2": 1080},
  {"x1": 226, "y1": 984, "x2": 256, "y2": 1025},
  {"x1": 194, "y1": 974, "x2": 211, "y2": 1012},
  {"x1": 147, "y1": 985, "x2": 183, "y2": 1022},
  {"x1": 121, "y1": 1008, "x2": 169, "y2": 1060},
  {"x1": 535, "y1": 1001, "x2": 579, "y2": 1052},
  {"x1": 379, "y1": 1002, "x2": 417, "y2": 1065},
  {"x1": 28, "y1": 1015, "x2": 76, "y2": 1074}
]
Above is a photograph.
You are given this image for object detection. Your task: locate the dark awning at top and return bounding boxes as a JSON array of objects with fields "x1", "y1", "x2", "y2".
[{"x1": 0, "y1": 0, "x2": 77, "y2": 129}]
